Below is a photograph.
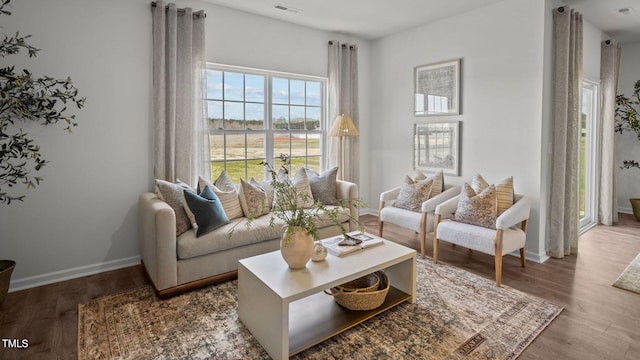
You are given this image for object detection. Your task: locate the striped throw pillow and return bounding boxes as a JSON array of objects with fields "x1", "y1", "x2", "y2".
[{"x1": 470, "y1": 174, "x2": 514, "y2": 216}]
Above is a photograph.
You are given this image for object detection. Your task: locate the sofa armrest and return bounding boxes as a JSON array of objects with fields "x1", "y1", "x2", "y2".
[
  {"x1": 336, "y1": 180, "x2": 359, "y2": 232},
  {"x1": 421, "y1": 184, "x2": 461, "y2": 213},
  {"x1": 138, "y1": 192, "x2": 178, "y2": 291}
]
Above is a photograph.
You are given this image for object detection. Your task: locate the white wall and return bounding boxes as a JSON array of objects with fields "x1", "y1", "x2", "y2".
[
  {"x1": 369, "y1": 0, "x2": 548, "y2": 260},
  {"x1": 617, "y1": 41, "x2": 640, "y2": 213},
  {"x1": 0, "y1": 0, "x2": 370, "y2": 290}
]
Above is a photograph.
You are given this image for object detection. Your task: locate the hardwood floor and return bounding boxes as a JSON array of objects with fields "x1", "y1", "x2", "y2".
[{"x1": 1, "y1": 214, "x2": 639, "y2": 359}]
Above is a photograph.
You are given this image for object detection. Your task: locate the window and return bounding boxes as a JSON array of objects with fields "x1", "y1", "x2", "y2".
[
  {"x1": 579, "y1": 79, "x2": 600, "y2": 234},
  {"x1": 206, "y1": 65, "x2": 325, "y2": 183}
]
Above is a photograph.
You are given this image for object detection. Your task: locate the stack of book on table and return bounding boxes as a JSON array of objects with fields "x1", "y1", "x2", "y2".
[{"x1": 322, "y1": 233, "x2": 384, "y2": 257}]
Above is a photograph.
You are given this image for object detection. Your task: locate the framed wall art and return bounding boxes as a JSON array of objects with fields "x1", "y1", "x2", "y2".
[
  {"x1": 414, "y1": 59, "x2": 461, "y2": 116},
  {"x1": 414, "y1": 121, "x2": 460, "y2": 175}
]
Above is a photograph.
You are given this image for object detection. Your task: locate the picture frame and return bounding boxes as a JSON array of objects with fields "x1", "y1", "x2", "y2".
[
  {"x1": 414, "y1": 121, "x2": 460, "y2": 176},
  {"x1": 414, "y1": 59, "x2": 461, "y2": 116}
]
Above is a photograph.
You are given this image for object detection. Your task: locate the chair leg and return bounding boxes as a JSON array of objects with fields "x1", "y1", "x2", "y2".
[
  {"x1": 520, "y1": 248, "x2": 526, "y2": 267},
  {"x1": 433, "y1": 236, "x2": 439, "y2": 263},
  {"x1": 495, "y1": 255, "x2": 503, "y2": 287},
  {"x1": 495, "y1": 229, "x2": 504, "y2": 287},
  {"x1": 379, "y1": 221, "x2": 384, "y2": 237},
  {"x1": 419, "y1": 212, "x2": 427, "y2": 259},
  {"x1": 433, "y1": 214, "x2": 441, "y2": 263}
]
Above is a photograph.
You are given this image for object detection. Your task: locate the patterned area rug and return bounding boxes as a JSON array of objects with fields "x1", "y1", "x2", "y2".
[
  {"x1": 613, "y1": 253, "x2": 640, "y2": 294},
  {"x1": 78, "y1": 257, "x2": 562, "y2": 359}
]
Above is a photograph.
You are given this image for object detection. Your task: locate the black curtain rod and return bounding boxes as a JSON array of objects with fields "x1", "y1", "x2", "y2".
[{"x1": 151, "y1": 2, "x2": 206, "y2": 18}]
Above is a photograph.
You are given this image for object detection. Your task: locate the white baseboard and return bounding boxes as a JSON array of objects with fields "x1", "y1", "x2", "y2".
[
  {"x1": 360, "y1": 208, "x2": 377, "y2": 216},
  {"x1": 507, "y1": 250, "x2": 549, "y2": 264},
  {"x1": 618, "y1": 206, "x2": 633, "y2": 215},
  {"x1": 8, "y1": 256, "x2": 141, "y2": 292}
]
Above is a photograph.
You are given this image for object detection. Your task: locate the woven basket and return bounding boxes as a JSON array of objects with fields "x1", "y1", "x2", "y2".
[
  {"x1": 325, "y1": 271, "x2": 390, "y2": 311},
  {"x1": 336, "y1": 272, "x2": 380, "y2": 293}
]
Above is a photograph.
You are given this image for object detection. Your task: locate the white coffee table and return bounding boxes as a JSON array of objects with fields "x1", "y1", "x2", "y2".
[{"x1": 237, "y1": 234, "x2": 416, "y2": 360}]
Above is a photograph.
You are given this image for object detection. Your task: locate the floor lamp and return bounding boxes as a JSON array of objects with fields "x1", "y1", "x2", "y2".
[{"x1": 328, "y1": 114, "x2": 359, "y2": 180}]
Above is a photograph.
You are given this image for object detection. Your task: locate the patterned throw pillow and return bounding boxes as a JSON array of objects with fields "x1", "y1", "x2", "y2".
[
  {"x1": 413, "y1": 170, "x2": 444, "y2": 198},
  {"x1": 183, "y1": 185, "x2": 230, "y2": 237},
  {"x1": 198, "y1": 172, "x2": 244, "y2": 220},
  {"x1": 238, "y1": 178, "x2": 269, "y2": 218},
  {"x1": 470, "y1": 174, "x2": 513, "y2": 216},
  {"x1": 154, "y1": 179, "x2": 193, "y2": 236},
  {"x1": 305, "y1": 167, "x2": 338, "y2": 205},
  {"x1": 393, "y1": 176, "x2": 434, "y2": 212},
  {"x1": 453, "y1": 183, "x2": 498, "y2": 229}
]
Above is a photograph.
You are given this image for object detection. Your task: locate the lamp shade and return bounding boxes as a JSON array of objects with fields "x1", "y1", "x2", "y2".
[{"x1": 328, "y1": 114, "x2": 359, "y2": 137}]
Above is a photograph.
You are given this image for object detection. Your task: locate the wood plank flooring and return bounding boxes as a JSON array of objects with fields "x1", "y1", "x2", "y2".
[{"x1": 0, "y1": 213, "x2": 638, "y2": 359}]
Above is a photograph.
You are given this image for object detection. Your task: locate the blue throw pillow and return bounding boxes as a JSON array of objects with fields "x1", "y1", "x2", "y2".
[{"x1": 183, "y1": 185, "x2": 230, "y2": 237}]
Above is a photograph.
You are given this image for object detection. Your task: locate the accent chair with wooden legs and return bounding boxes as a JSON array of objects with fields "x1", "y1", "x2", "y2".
[
  {"x1": 378, "y1": 184, "x2": 460, "y2": 258},
  {"x1": 433, "y1": 193, "x2": 531, "y2": 286}
]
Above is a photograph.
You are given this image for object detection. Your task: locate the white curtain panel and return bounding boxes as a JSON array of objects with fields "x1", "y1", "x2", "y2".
[
  {"x1": 327, "y1": 41, "x2": 359, "y2": 185},
  {"x1": 547, "y1": 7, "x2": 583, "y2": 258},
  {"x1": 599, "y1": 41, "x2": 622, "y2": 226},
  {"x1": 152, "y1": 1, "x2": 210, "y2": 187}
]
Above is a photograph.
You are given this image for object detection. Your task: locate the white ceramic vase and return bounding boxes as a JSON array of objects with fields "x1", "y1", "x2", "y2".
[{"x1": 280, "y1": 226, "x2": 314, "y2": 270}]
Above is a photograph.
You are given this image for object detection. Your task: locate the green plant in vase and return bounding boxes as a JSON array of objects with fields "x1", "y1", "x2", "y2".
[{"x1": 260, "y1": 154, "x2": 366, "y2": 268}]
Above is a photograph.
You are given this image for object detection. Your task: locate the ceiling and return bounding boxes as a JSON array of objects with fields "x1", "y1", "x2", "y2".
[{"x1": 203, "y1": 0, "x2": 640, "y2": 43}]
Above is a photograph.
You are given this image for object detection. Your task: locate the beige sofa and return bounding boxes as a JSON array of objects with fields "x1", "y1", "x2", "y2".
[{"x1": 138, "y1": 180, "x2": 359, "y2": 298}]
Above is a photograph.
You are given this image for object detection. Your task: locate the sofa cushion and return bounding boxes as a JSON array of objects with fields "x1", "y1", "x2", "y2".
[
  {"x1": 272, "y1": 168, "x2": 314, "y2": 210},
  {"x1": 176, "y1": 206, "x2": 351, "y2": 260},
  {"x1": 183, "y1": 185, "x2": 230, "y2": 237},
  {"x1": 154, "y1": 179, "x2": 192, "y2": 236},
  {"x1": 238, "y1": 178, "x2": 269, "y2": 219},
  {"x1": 305, "y1": 167, "x2": 338, "y2": 205},
  {"x1": 198, "y1": 172, "x2": 244, "y2": 220}
]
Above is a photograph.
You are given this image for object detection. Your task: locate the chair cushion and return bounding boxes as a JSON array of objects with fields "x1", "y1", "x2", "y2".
[
  {"x1": 471, "y1": 174, "x2": 514, "y2": 216},
  {"x1": 453, "y1": 183, "x2": 497, "y2": 229},
  {"x1": 436, "y1": 219, "x2": 526, "y2": 256},
  {"x1": 393, "y1": 176, "x2": 433, "y2": 212},
  {"x1": 379, "y1": 206, "x2": 436, "y2": 233}
]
